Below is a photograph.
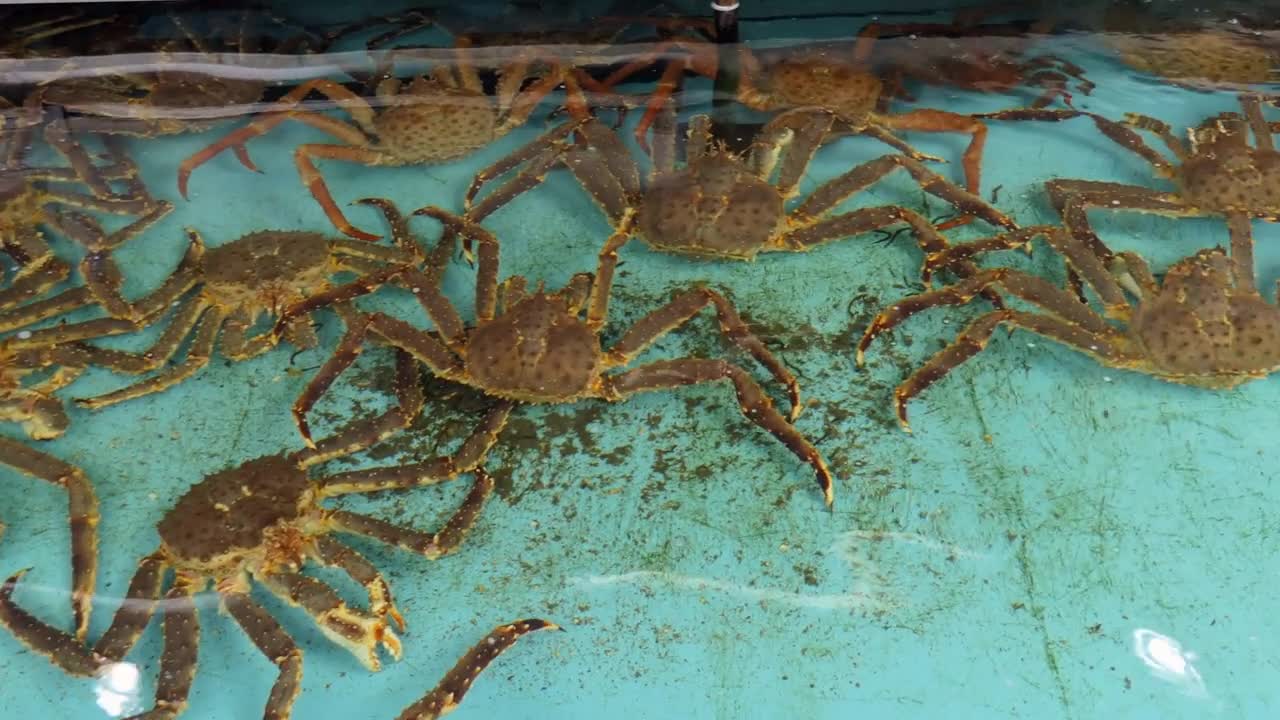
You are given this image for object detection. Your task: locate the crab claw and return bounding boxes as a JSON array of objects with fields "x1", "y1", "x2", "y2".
[{"x1": 231, "y1": 144, "x2": 260, "y2": 173}]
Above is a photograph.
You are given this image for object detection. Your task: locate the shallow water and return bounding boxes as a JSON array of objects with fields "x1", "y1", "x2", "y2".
[{"x1": 3, "y1": 1, "x2": 1280, "y2": 718}]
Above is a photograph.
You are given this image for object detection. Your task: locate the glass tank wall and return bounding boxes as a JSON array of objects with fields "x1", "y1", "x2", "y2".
[{"x1": 2, "y1": 0, "x2": 1279, "y2": 717}]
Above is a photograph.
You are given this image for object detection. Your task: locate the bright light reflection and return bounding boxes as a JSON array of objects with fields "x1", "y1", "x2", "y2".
[
  {"x1": 1132, "y1": 628, "x2": 1208, "y2": 699},
  {"x1": 94, "y1": 662, "x2": 142, "y2": 717}
]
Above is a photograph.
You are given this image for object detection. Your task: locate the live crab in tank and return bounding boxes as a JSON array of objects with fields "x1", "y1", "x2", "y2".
[
  {"x1": 857, "y1": 221, "x2": 1280, "y2": 429},
  {"x1": 174, "y1": 36, "x2": 606, "y2": 241},
  {"x1": 975, "y1": 94, "x2": 1280, "y2": 303},
  {"x1": 0, "y1": 347, "x2": 542, "y2": 719},
  {"x1": 591, "y1": 37, "x2": 997, "y2": 196},
  {"x1": 0, "y1": 95, "x2": 170, "y2": 332},
  {"x1": 274, "y1": 205, "x2": 837, "y2": 506},
  {"x1": 462, "y1": 107, "x2": 1016, "y2": 268},
  {"x1": 11, "y1": 198, "x2": 426, "y2": 410},
  {"x1": 30, "y1": 10, "x2": 320, "y2": 138}
]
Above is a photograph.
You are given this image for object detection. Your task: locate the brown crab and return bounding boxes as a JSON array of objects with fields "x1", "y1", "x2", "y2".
[
  {"x1": 976, "y1": 94, "x2": 1280, "y2": 310},
  {"x1": 32, "y1": 11, "x2": 316, "y2": 138},
  {"x1": 1094, "y1": 2, "x2": 1280, "y2": 89},
  {"x1": 850, "y1": 20, "x2": 1093, "y2": 108},
  {"x1": 277, "y1": 205, "x2": 836, "y2": 506},
  {"x1": 592, "y1": 39, "x2": 993, "y2": 196},
  {"x1": 13, "y1": 198, "x2": 424, "y2": 410},
  {"x1": 857, "y1": 221, "x2": 1280, "y2": 429},
  {"x1": 1109, "y1": 29, "x2": 1280, "y2": 89},
  {"x1": 175, "y1": 37, "x2": 606, "y2": 241},
  {"x1": 0, "y1": 344, "x2": 538, "y2": 718},
  {"x1": 462, "y1": 108, "x2": 1015, "y2": 270},
  {"x1": 1, "y1": 96, "x2": 170, "y2": 331}
]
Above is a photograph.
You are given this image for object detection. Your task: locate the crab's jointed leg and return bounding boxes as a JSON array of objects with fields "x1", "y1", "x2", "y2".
[
  {"x1": 258, "y1": 571, "x2": 400, "y2": 672},
  {"x1": 222, "y1": 592, "x2": 304, "y2": 720},
  {"x1": 326, "y1": 469, "x2": 497, "y2": 561},
  {"x1": 394, "y1": 618, "x2": 560, "y2": 720},
  {"x1": 0, "y1": 439, "x2": 98, "y2": 641}
]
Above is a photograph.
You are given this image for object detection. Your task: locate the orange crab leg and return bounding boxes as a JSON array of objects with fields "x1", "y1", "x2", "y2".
[
  {"x1": 295, "y1": 143, "x2": 392, "y2": 242},
  {"x1": 634, "y1": 60, "x2": 689, "y2": 153},
  {"x1": 176, "y1": 78, "x2": 372, "y2": 198},
  {"x1": 591, "y1": 38, "x2": 718, "y2": 150},
  {"x1": 878, "y1": 108, "x2": 988, "y2": 229},
  {"x1": 597, "y1": 38, "x2": 714, "y2": 88}
]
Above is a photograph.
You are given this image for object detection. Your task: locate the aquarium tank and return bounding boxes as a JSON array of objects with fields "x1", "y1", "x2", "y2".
[{"x1": 2, "y1": 0, "x2": 1279, "y2": 717}]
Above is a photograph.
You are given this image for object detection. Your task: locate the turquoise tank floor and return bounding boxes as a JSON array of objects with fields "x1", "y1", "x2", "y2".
[{"x1": 3, "y1": 18, "x2": 1279, "y2": 720}]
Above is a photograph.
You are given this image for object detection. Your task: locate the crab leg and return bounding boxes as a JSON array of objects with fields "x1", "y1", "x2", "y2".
[
  {"x1": 48, "y1": 299, "x2": 208, "y2": 378},
  {"x1": 362, "y1": 313, "x2": 467, "y2": 382},
  {"x1": 779, "y1": 205, "x2": 943, "y2": 254},
  {"x1": 1226, "y1": 212, "x2": 1259, "y2": 294},
  {"x1": 0, "y1": 571, "x2": 99, "y2": 675},
  {"x1": 464, "y1": 121, "x2": 579, "y2": 210},
  {"x1": 792, "y1": 153, "x2": 1015, "y2": 230},
  {"x1": 328, "y1": 469, "x2": 496, "y2": 560},
  {"x1": 135, "y1": 576, "x2": 201, "y2": 720},
  {"x1": 607, "y1": 287, "x2": 804, "y2": 422},
  {"x1": 295, "y1": 349, "x2": 426, "y2": 468},
  {"x1": 291, "y1": 313, "x2": 374, "y2": 446},
  {"x1": 1113, "y1": 251, "x2": 1161, "y2": 297},
  {"x1": 454, "y1": 119, "x2": 636, "y2": 253},
  {"x1": 858, "y1": 267, "x2": 1121, "y2": 365},
  {"x1": 312, "y1": 536, "x2": 403, "y2": 630},
  {"x1": 285, "y1": 328, "x2": 430, "y2": 457},
  {"x1": 976, "y1": 107, "x2": 1182, "y2": 175},
  {"x1": 47, "y1": 204, "x2": 174, "y2": 321},
  {"x1": 75, "y1": 305, "x2": 224, "y2": 410},
  {"x1": 868, "y1": 109, "x2": 986, "y2": 194},
  {"x1": 0, "y1": 253, "x2": 71, "y2": 315},
  {"x1": 501, "y1": 67, "x2": 595, "y2": 132},
  {"x1": 602, "y1": 358, "x2": 834, "y2": 506},
  {"x1": 259, "y1": 571, "x2": 400, "y2": 672},
  {"x1": 222, "y1": 593, "x2": 304, "y2": 720},
  {"x1": 175, "y1": 78, "x2": 375, "y2": 196},
  {"x1": 587, "y1": 220, "x2": 638, "y2": 331},
  {"x1": 917, "y1": 224, "x2": 1063, "y2": 283},
  {"x1": 893, "y1": 308, "x2": 1133, "y2": 430},
  {"x1": 0, "y1": 440, "x2": 98, "y2": 641},
  {"x1": 221, "y1": 307, "x2": 297, "y2": 362},
  {"x1": 2, "y1": 228, "x2": 204, "y2": 343},
  {"x1": 395, "y1": 619, "x2": 560, "y2": 720},
  {"x1": 413, "y1": 207, "x2": 502, "y2": 322},
  {"x1": 0, "y1": 550, "x2": 168, "y2": 675},
  {"x1": 1120, "y1": 112, "x2": 1190, "y2": 166},
  {"x1": 750, "y1": 108, "x2": 836, "y2": 198},
  {"x1": 1241, "y1": 94, "x2": 1275, "y2": 152},
  {"x1": 594, "y1": 39, "x2": 717, "y2": 150},
  {"x1": 92, "y1": 552, "x2": 169, "y2": 660},
  {"x1": 561, "y1": 141, "x2": 634, "y2": 228},
  {"x1": 650, "y1": 100, "x2": 678, "y2": 178},
  {"x1": 348, "y1": 197, "x2": 430, "y2": 260},
  {"x1": 464, "y1": 132, "x2": 576, "y2": 242},
  {"x1": 40, "y1": 114, "x2": 117, "y2": 199},
  {"x1": 295, "y1": 143, "x2": 400, "y2": 241},
  {"x1": 774, "y1": 204, "x2": 1007, "y2": 306},
  {"x1": 1045, "y1": 178, "x2": 1192, "y2": 306},
  {"x1": 319, "y1": 403, "x2": 513, "y2": 496}
]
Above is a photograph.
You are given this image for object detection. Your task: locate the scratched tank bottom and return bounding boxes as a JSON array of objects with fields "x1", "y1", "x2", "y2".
[{"x1": 4, "y1": 3, "x2": 1280, "y2": 720}]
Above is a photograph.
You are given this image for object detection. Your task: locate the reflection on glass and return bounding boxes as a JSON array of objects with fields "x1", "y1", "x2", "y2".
[
  {"x1": 1132, "y1": 628, "x2": 1208, "y2": 699},
  {"x1": 94, "y1": 662, "x2": 142, "y2": 718}
]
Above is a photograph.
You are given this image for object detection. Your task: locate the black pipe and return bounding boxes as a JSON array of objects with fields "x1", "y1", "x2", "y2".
[{"x1": 709, "y1": 0, "x2": 746, "y2": 148}]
